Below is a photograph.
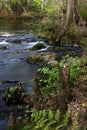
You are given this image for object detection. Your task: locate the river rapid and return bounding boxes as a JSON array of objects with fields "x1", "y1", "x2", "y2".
[{"x1": 0, "y1": 31, "x2": 48, "y2": 91}]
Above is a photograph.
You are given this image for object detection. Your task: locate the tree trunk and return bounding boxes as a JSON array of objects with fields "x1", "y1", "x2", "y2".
[
  {"x1": 66, "y1": 0, "x2": 85, "y2": 26},
  {"x1": 57, "y1": 0, "x2": 86, "y2": 42}
]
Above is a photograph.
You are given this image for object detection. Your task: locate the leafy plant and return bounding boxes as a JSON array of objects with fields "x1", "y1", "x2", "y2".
[
  {"x1": 72, "y1": 113, "x2": 78, "y2": 130},
  {"x1": 21, "y1": 109, "x2": 71, "y2": 130},
  {"x1": 38, "y1": 67, "x2": 58, "y2": 95},
  {"x1": 32, "y1": 0, "x2": 41, "y2": 11},
  {"x1": 59, "y1": 56, "x2": 81, "y2": 83},
  {"x1": 70, "y1": 66, "x2": 80, "y2": 81}
]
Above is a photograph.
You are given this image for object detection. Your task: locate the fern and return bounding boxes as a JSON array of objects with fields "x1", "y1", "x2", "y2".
[
  {"x1": 39, "y1": 118, "x2": 50, "y2": 128},
  {"x1": 55, "y1": 109, "x2": 60, "y2": 121},
  {"x1": 37, "y1": 110, "x2": 47, "y2": 124},
  {"x1": 38, "y1": 67, "x2": 58, "y2": 95},
  {"x1": 63, "y1": 109, "x2": 71, "y2": 126},
  {"x1": 55, "y1": 124, "x2": 64, "y2": 130},
  {"x1": 55, "y1": 110, "x2": 71, "y2": 130},
  {"x1": 43, "y1": 120, "x2": 56, "y2": 130},
  {"x1": 72, "y1": 113, "x2": 78, "y2": 130},
  {"x1": 32, "y1": 110, "x2": 48, "y2": 129},
  {"x1": 48, "y1": 109, "x2": 54, "y2": 119}
]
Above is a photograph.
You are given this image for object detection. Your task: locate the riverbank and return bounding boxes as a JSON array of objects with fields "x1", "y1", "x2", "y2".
[{"x1": 7, "y1": 52, "x2": 87, "y2": 130}]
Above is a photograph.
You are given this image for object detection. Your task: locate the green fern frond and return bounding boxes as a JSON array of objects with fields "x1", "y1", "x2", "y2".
[{"x1": 55, "y1": 109, "x2": 60, "y2": 121}]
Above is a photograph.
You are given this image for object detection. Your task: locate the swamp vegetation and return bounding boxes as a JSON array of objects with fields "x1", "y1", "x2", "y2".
[{"x1": 0, "y1": 0, "x2": 87, "y2": 130}]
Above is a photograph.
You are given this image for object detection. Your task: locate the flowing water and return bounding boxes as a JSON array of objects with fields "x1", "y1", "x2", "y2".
[{"x1": 0, "y1": 32, "x2": 48, "y2": 91}]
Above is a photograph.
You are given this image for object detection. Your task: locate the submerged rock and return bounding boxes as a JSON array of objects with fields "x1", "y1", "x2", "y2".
[{"x1": 27, "y1": 52, "x2": 59, "y2": 67}]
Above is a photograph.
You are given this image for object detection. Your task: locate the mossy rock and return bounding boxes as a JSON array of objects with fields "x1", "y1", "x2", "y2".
[
  {"x1": 3, "y1": 82, "x2": 26, "y2": 104},
  {"x1": 30, "y1": 42, "x2": 46, "y2": 50},
  {"x1": 27, "y1": 52, "x2": 59, "y2": 66}
]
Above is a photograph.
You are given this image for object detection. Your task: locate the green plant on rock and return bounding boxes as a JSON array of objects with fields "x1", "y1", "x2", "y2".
[
  {"x1": 38, "y1": 67, "x2": 58, "y2": 96},
  {"x1": 3, "y1": 85, "x2": 26, "y2": 104},
  {"x1": 59, "y1": 56, "x2": 81, "y2": 83},
  {"x1": 59, "y1": 56, "x2": 80, "y2": 68}
]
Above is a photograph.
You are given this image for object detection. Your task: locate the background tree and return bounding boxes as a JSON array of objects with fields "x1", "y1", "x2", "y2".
[
  {"x1": 66, "y1": 0, "x2": 86, "y2": 26},
  {"x1": 57, "y1": 0, "x2": 86, "y2": 41}
]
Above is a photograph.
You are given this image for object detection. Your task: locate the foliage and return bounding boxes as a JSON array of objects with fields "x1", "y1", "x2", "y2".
[
  {"x1": 72, "y1": 113, "x2": 78, "y2": 130},
  {"x1": 45, "y1": 0, "x2": 66, "y2": 15},
  {"x1": 21, "y1": 109, "x2": 71, "y2": 130},
  {"x1": 38, "y1": 67, "x2": 58, "y2": 95},
  {"x1": 59, "y1": 56, "x2": 80, "y2": 68},
  {"x1": 7, "y1": 107, "x2": 87, "y2": 130},
  {"x1": 79, "y1": 6, "x2": 87, "y2": 21},
  {"x1": 37, "y1": 55, "x2": 87, "y2": 95},
  {"x1": 32, "y1": 0, "x2": 41, "y2": 11},
  {"x1": 59, "y1": 55, "x2": 87, "y2": 87},
  {"x1": 70, "y1": 64, "x2": 80, "y2": 82},
  {"x1": 78, "y1": 0, "x2": 87, "y2": 21},
  {"x1": 3, "y1": 85, "x2": 26, "y2": 104},
  {"x1": 0, "y1": 0, "x2": 42, "y2": 17},
  {"x1": 40, "y1": 0, "x2": 66, "y2": 42}
]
